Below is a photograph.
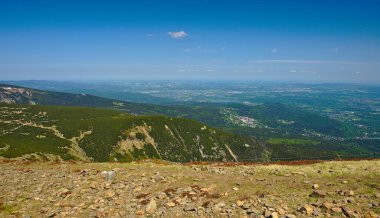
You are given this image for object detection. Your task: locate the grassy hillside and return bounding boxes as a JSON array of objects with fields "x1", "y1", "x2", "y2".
[{"x1": 0, "y1": 103, "x2": 267, "y2": 162}]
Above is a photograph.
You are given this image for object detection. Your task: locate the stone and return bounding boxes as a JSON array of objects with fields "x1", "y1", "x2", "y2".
[
  {"x1": 347, "y1": 190, "x2": 355, "y2": 196},
  {"x1": 90, "y1": 181, "x2": 97, "y2": 189},
  {"x1": 146, "y1": 199, "x2": 157, "y2": 214},
  {"x1": 277, "y1": 207, "x2": 285, "y2": 215},
  {"x1": 46, "y1": 210, "x2": 56, "y2": 217},
  {"x1": 269, "y1": 212, "x2": 279, "y2": 218},
  {"x1": 310, "y1": 190, "x2": 326, "y2": 197},
  {"x1": 331, "y1": 207, "x2": 342, "y2": 213},
  {"x1": 341, "y1": 206, "x2": 358, "y2": 218},
  {"x1": 342, "y1": 180, "x2": 348, "y2": 184},
  {"x1": 299, "y1": 204, "x2": 314, "y2": 216},
  {"x1": 236, "y1": 200, "x2": 244, "y2": 207},
  {"x1": 365, "y1": 211, "x2": 379, "y2": 218},
  {"x1": 135, "y1": 210, "x2": 144, "y2": 216},
  {"x1": 184, "y1": 204, "x2": 197, "y2": 212},
  {"x1": 100, "y1": 171, "x2": 116, "y2": 181},
  {"x1": 247, "y1": 208, "x2": 260, "y2": 215},
  {"x1": 312, "y1": 184, "x2": 319, "y2": 189},
  {"x1": 321, "y1": 202, "x2": 334, "y2": 209},
  {"x1": 242, "y1": 203, "x2": 250, "y2": 210},
  {"x1": 232, "y1": 187, "x2": 239, "y2": 191},
  {"x1": 264, "y1": 210, "x2": 272, "y2": 217},
  {"x1": 345, "y1": 198, "x2": 355, "y2": 204},
  {"x1": 291, "y1": 171, "x2": 305, "y2": 175},
  {"x1": 165, "y1": 202, "x2": 176, "y2": 207},
  {"x1": 285, "y1": 214, "x2": 296, "y2": 218},
  {"x1": 105, "y1": 190, "x2": 115, "y2": 198},
  {"x1": 213, "y1": 201, "x2": 226, "y2": 211},
  {"x1": 312, "y1": 208, "x2": 320, "y2": 216}
]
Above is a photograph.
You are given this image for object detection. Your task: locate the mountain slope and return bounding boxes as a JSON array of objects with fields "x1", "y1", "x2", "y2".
[
  {"x1": 0, "y1": 103, "x2": 266, "y2": 162},
  {"x1": 1, "y1": 84, "x2": 377, "y2": 160},
  {"x1": 0, "y1": 84, "x2": 346, "y2": 137}
]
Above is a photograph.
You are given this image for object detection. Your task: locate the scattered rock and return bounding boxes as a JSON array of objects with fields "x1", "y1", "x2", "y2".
[
  {"x1": 145, "y1": 199, "x2": 157, "y2": 214},
  {"x1": 347, "y1": 190, "x2": 355, "y2": 196},
  {"x1": 264, "y1": 210, "x2": 272, "y2": 217},
  {"x1": 331, "y1": 207, "x2": 342, "y2": 213},
  {"x1": 312, "y1": 184, "x2": 319, "y2": 189},
  {"x1": 135, "y1": 210, "x2": 144, "y2": 216},
  {"x1": 321, "y1": 202, "x2": 334, "y2": 209},
  {"x1": 312, "y1": 208, "x2": 320, "y2": 216},
  {"x1": 344, "y1": 197, "x2": 355, "y2": 204},
  {"x1": 165, "y1": 202, "x2": 176, "y2": 207},
  {"x1": 100, "y1": 170, "x2": 116, "y2": 181},
  {"x1": 269, "y1": 212, "x2": 279, "y2": 218},
  {"x1": 299, "y1": 204, "x2": 314, "y2": 216},
  {"x1": 184, "y1": 204, "x2": 197, "y2": 212},
  {"x1": 341, "y1": 206, "x2": 359, "y2": 218},
  {"x1": 236, "y1": 200, "x2": 244, "y2": 207},
  {"x1": 90, "y1": 181, "x2": 98, "y2": 189},
  {"x1": 242, "y1": 203, "x2": 250, "y2": 210},
  {"x1": 310, "y1": 190, "x2": 326, "y2": 198},
  {"x1": 365, "y1": 211, "x2": 379, "y2": 218},
  {"x1": 277, "y1": 207, "x2": 285, "y2": 215}
]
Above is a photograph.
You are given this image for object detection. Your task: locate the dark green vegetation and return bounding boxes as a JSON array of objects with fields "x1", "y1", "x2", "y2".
[
  {"x1": 0, "y1": 103, "x2": 267, "y2": 162},
  {"x1": 1, "y1": 83, "x2": 379, "y2": 161}
]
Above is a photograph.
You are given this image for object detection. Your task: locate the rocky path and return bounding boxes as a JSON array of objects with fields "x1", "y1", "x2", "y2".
[{"x1": 0, "y1": 160, "x2": 379, "y2": 217}]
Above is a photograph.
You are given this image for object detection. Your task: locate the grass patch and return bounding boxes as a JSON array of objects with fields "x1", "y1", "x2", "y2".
[
  {"x1": 267, "y1": 138, "x2": 320, "y2": 145},
  {"x1": 0, "y1": 202, "x2": 18, "y2": 215}
]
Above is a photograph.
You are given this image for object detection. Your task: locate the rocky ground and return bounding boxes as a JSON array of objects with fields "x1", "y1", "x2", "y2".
[{"x1": 0, "y1": 159, "x2": 379, "y2": 218}]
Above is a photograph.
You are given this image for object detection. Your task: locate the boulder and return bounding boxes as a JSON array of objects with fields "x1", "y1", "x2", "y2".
[{"x1": 100, "y1": 171, "x2": 116, "y2": 181}]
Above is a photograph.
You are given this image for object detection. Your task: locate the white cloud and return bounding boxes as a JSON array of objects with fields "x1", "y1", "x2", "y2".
[
  {"x1": 183, "y1": 49, "x2": 191, "y2": 53},
  {"x1": 168, "y1": 31, "x2": 188, "y2": 39},
  {"x1": 331, "y1": 48, "x2": 340, "y2": 52},
  {"x1": 355, "y1": 71, "x2": 362, "y2": 74},
  {"x1": 271, "y1": 48, "x2": 278, "y2": 53},
  {"x1": 146, "y1": 33, "x2": 156, "y2": 37},
  {"x1": 250, "y1": 59, "x2": 373, "y2": 65}
]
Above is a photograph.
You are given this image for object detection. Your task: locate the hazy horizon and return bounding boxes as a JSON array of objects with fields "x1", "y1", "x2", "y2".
[{"x1": 1, "y1": 0, "x2": 379, "y2": 83}]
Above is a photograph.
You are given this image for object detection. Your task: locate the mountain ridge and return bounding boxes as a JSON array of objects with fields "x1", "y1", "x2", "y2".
[{"x1": 0, "y1": 103, "x2": 267, "y2": 162}]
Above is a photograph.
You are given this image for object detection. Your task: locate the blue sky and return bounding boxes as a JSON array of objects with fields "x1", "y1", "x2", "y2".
[{"x1": 0, "y1": 0, "x2": 380, "y2": 83}]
